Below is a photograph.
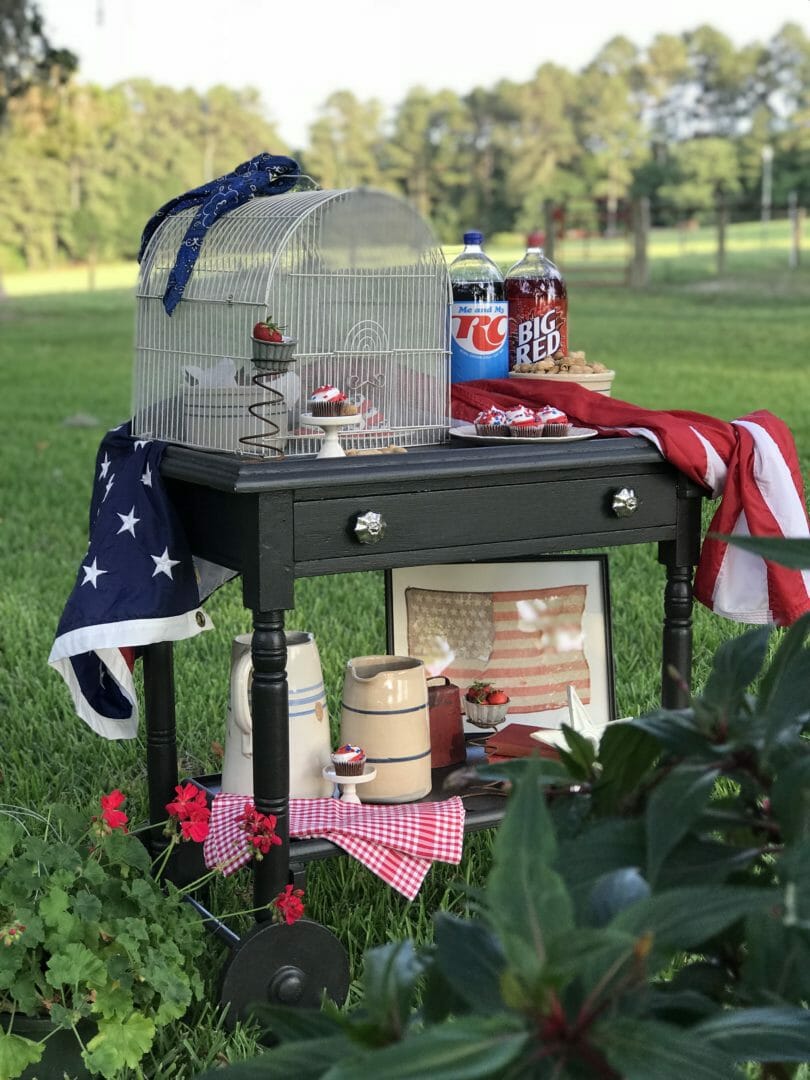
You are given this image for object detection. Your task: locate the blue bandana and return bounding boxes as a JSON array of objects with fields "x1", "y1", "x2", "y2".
[{"x1": 138, "y1": 152, "x2": 300, "y2": 315}]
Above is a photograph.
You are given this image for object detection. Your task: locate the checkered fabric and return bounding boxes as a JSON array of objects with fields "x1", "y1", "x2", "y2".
[{"x1": 204, "y1": 793, "x2": 466, "y2": 900}]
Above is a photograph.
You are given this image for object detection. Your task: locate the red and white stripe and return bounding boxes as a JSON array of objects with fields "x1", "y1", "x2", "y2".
[{"x1": 452, "y1": 383, "x2": 810, "y2": 627}]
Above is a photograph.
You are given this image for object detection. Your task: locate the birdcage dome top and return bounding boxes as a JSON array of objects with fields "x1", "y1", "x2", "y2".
[{"x1": 132, "y1": 187, "x2": 451, "y2": 458}]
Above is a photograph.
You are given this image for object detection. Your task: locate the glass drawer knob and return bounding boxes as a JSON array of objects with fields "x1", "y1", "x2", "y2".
[
  {"x1": 353, "y1": 510, "x2": 386, "y2": 544},
  {"x1": 612, "y1": 488, "x2": 640, "y2": 517}
]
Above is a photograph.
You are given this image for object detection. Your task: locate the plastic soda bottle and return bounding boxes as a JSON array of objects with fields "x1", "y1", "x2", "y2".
[
  {"x1": 505, "y1": 232, "x2": 568, "y2": 370},
  {"x1": 448, "y1": 231, "x2": 508, "y2": 383}
]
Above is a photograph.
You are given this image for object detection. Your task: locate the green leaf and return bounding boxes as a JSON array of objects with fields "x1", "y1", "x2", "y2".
[
  {"x1": 593, "y1": 723, "x2": 660, "y2": 815},
  {"x1": 39, "y1": 886, "x2": 73, "y2": 936},
  {"x1": 486, "y1": 759, "x2": 574, "y2": 988},
  {"x1": 654, "y1": 837, "x2": 760, "y2": 888},
  {"x1": 196, "y1": 1036, "x2": 359, "y2": 1079},
  {"x1": 560, "y1": 723, "x2": 597, "y2": 773},
  {"x1": 544, "y1": 925, "x2": 638, "y2": 982},
  {"x1": 83, "y1": 1013, "x2": 156, "y2": 1078},
  {"x1": 760, "y1": 644, "x2": 810, "y2": 748},
  {"x1": 595, "y1": 1016, "x2": 735, "y2": 1079},
  {"x1": 630, "y1": 711, "x2": 715, "y2": 757},
  {"x1": 361, "y1": 941, "x2": 426, "y2": 1041},
  {"x1": 46, "y1": 941, "x2": 107, "y2": 989},
  {"x1": 769, "y1": 756, "x2": 810, "y2": 843},
  {"x1": 701, "y1": 626, "x2": 770, "y2": 710},
  {"x1": 327, "y1": 1016, "x2": 528, "y2": 1080},
  {"x1": 611, "y1": 885, "x2": 779, "y2": 957},
  {"x1": 250, "y1": 1003, "x2": 346, "y2": 1044},
  {"x1": 0, "y1": 1031, "x2": 44, "y2": 1080},
  {"x1": 645, "y1": 765, "x2": 719, "y2": 885},
  {"x1": 758, "y1": 611, "x2": 810, "y2": 711},
  {"x1": 73, "y1": 889, "x2": 103, "y2": 923},
  {"x1": 695, "y1": 1006, "x2": 810, "y2": 1062},
  {"x1": 432, "y1": 914, "x2": 507, "y2": 1014},
  {"x1": 721, "y1": 535, "x2": 810, "y2": 569},
  {"x1": 0, "y1": 817, "x2": 22, "y2": 866},
  {"x1": 740, "y1": 911, "x2": 810, "y2": 1002}
]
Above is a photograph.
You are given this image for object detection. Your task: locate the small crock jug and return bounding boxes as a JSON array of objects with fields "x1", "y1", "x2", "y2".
[
  {"x1": 340, "y1": 655, "x2": 431, "y2": 803},
  {"x1": 427, "y1": 676, "x2": 466, "y2": 768},
  {"x1": 221, "y1": 631, "x2": 332, "y2": 798}
]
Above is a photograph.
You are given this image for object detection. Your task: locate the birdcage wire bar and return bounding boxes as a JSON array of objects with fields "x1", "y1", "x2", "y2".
[{"x1": 133, "y1": 189, "x2": 450, "y2": 457}]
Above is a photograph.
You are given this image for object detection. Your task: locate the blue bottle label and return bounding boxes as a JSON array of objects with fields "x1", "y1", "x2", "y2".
[{"x1": 449, "y1": 301, "x2": 509, "y2": 383}]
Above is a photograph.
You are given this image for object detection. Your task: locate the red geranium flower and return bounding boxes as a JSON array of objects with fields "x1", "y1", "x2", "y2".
[
  {"x1": 273, "y1": 884, "x2": 305, "y2": 926},
  {"x1": 100, "y1": 789, "x2": 128, "y2": 831},
  {"x1": 236, "y1": 803, "x2": 281, "y2": 859},
  {"x1": 166, "y1": 783, "x2": 210, "y2": 843}
]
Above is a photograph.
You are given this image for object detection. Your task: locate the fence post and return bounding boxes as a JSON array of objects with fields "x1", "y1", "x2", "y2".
[
  {"x1": 543, "y1": 200, "x2": 555, "y2": 262},
  {"x1": 629, "y1": 196, "x2": 650, "y2": 288},
  {"x1": 789, "y1": 190, "x2": 802, "y2": 270},
  {"x1": 716, "y1": 189, "x2": 727, "y2": 276}
]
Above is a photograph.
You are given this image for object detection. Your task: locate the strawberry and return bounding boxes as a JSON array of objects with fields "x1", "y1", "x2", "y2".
[
  {"x1": 466, "y1": 681, "x2": 494, "y2": 704},
  {"x1": 253, "y1": 317, "x2": 285, "y2": 343},
  {"x1": 485, "y1": 689, "x2": 509, "y2": 705}
]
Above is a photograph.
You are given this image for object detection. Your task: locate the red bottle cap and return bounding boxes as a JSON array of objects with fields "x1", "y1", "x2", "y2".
[{"x1": 527, "y1": 231, "x2": 544, "y2": 247}]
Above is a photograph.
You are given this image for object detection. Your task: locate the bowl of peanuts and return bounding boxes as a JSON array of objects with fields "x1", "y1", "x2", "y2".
[{"x1": 510, "y1": 352, "x2": 615, "y2": 396}]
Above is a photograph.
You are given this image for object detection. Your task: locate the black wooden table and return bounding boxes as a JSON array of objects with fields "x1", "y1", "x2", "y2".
[{"x1": 143, "y1": 436, "x2": 703, "y2": 1016}]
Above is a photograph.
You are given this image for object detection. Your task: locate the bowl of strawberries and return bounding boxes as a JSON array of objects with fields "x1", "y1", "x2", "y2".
[
  {"x1": 251, "y1": 316, "x2": 298, "y2": 370},
  {"x1": 464, "y1": 681, "x2": 510, "y2": 729}
]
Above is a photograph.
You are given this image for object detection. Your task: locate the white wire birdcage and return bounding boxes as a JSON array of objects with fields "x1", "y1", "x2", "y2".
[{"x1": 133, "y1": 188, "x2": 451, "y2": 456}]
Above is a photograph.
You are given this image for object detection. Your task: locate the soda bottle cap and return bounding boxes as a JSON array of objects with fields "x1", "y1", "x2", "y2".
[
  {"x1": 527, "y1": 232, "x2": 544, "y2": 248},
  {"x1": 463, "y1": 231, "x2": 484, "y2": 245}
]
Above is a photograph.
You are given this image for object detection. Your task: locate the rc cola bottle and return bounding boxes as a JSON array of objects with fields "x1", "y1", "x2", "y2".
[{"x1": 448, "y1": 231, "x2": 508, "y2": 383}]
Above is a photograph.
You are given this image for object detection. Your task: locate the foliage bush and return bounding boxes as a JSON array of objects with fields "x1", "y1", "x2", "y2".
[{"x1": 204, "y1": 538, "x2": 810, "y2": 1080}]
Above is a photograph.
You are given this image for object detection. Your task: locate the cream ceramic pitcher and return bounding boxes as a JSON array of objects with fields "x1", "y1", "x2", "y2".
[
  {"x1": 340, "y1": 655, "x2": 431, "y2": 803},
  {"x1": 221, "y1": 631, "x2": 332, "y2": 798}
]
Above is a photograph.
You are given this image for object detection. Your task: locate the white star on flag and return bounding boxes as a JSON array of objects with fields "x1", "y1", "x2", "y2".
[
  {"x1": 141, "y1": 464, "x2": 152, "y2": 487},
  {"x1": 99, "y1": 453, "x2": 111, "y2": 479},
  {"x1": 81, "y1": 558, "x2": 108, "y2": 589},
  {"x1": 103, "y1": 476, "x2": 115, "y2": 502},
  {"x1": 116, "y1": 506, "x2": 140, "y2": 536},
  {"x1": 134, "y1": 440, "x2": 151, "y2": 451},
  {"x1": 151, "y1": 547, "x2": 180, "y2": 579}
]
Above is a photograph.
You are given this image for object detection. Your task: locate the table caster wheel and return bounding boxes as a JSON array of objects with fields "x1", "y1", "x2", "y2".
[{"x1": 219, "y1": 918, "x2": 350, "y2": 1030}]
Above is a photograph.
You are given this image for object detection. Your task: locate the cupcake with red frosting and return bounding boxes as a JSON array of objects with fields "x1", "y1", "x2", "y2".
[
  {"x1": 309, "y1": 385, "x2": 348, "y2": 416},
  {"x1": 506, "y1": 405, "x2": 544, "y2": 438},
  {"x1": 474, "y1": 406, "x2": 509, "y2": 437},
  {"x1": 331, "y1": 744, "x2": 366, "y2": 776},
  {"x1": 537, "y1": 406, "x2": 570, "y2": 437}
]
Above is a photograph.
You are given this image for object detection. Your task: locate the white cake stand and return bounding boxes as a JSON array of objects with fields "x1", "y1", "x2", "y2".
[
  {"x1": 300, "y1": 412, "x2": 363, "y2": 458},
  {"x1": 322, "y1": 764, "x2": 377, "y2": 803}
]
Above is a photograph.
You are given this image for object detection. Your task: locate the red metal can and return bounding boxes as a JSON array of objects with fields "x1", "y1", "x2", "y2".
[{"x1": 427, "y1": 677, "x2": 466, "y2": 768}]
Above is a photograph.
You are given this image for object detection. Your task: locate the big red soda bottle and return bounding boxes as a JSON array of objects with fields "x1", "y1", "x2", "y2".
[
  {"x1": 449, "y1": 231, "x2": 508, "y2": 383},
  {"x1": 505, "y1": 233, "x2": 568, "y2": 370}
]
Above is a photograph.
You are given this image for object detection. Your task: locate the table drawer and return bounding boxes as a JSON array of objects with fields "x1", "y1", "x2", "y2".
[{"x1": 294, "y1": 473, "x2": 677, "y2": 562}]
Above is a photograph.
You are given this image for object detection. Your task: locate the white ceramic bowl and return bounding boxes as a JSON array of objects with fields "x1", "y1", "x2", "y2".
[{"x1": 464, "y1": 699, "x2": 510, "y2": 729}]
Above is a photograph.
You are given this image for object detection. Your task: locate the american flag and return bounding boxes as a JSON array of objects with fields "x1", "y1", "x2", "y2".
[
  {"x1": 48, "y1": 424, "x2": 233, "y2": 739},
  {"x1": 405, "y1": 585, "x2": 591, "y2": 715},
  {"x1": 453, "y1": 382, "x2": 810, "y2": 627}
]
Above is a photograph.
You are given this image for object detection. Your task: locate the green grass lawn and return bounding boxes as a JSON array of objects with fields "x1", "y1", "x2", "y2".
[{"x1": 0, "y1": 255, "x2": 808, "y2": 1076}]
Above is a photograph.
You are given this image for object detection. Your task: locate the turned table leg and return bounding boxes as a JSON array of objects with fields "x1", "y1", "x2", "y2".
[
  {"x1": 250, "y1": 609, "x2": 290, "y2": 915},
  {"x1": 660, "y1": 550, "x2": 694, "y2": 709},
  {"x1": 143, "y1": 642, "x2": 179, "y2": 852}
]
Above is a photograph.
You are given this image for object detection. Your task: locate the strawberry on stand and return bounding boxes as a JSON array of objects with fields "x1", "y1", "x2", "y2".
[
  {"x1": 250, "y1": 316, "x2": 298, "y2": 371},
  {"x1": 252, "y1": 317, "x2": 286, "y2": 343},
  {"x1": 464, "y1": 681, "x2": 511, "y2": 728}
]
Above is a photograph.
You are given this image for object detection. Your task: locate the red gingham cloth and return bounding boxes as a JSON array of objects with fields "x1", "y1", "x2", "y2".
[{"x1": 203, "y1": 794, "x2": 466, "y2": 901}]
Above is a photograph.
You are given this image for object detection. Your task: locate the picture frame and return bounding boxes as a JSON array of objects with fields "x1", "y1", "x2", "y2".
[{"x1": 385, "y1": 556, "x2": 615, "y2": 731}]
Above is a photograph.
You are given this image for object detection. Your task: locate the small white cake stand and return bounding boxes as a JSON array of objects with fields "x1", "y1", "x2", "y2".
[
  {"x1": 300, "y1": 412, "x2": 363, "y2": 458},
  {"x1": 322, "y1": 764, "x2": 377, "y2": 803}
]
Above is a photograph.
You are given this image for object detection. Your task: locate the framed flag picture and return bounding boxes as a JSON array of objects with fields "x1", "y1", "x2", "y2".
[{"x1": 385, "y1": 556, "x2": 615, "y2": 731}]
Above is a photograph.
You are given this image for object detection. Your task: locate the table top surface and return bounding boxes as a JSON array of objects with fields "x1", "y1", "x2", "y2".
[{"x1": 161, "y1": 434, "x2": 679, "y2": 496}]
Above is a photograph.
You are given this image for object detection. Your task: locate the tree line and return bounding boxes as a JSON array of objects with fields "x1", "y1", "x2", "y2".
[{"x1": 0, "y1": 19, "x2": 808, "y2": 270}]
